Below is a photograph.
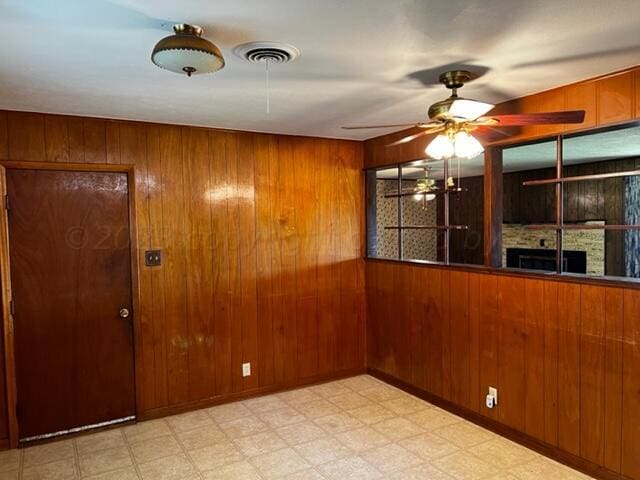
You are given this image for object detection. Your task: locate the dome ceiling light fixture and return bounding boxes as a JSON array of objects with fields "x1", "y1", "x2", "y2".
[{"x1": 151, "y1": 24, "x2": 225, "y2": 77}]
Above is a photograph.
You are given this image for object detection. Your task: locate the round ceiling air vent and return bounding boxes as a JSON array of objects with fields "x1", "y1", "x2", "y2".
[{"x1": 233, "y1": 42, "x2": 300, "y2": 64}]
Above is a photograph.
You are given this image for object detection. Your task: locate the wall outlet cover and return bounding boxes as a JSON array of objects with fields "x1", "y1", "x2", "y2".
[
  {"x1": 486, "y1": 394, "x2": 495, "y2": 409},
  {"x1": 488, "y1": 386, "x2": 498, "y2": 405},
  {"x1": 242, "y1": 362, "x2": 251, "y2": 377}
]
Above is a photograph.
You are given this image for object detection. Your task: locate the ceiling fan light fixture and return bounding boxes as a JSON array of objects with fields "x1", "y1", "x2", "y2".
[
  {"x1": 426, "y1": 131, "x2": 484, "y2": 160},
  {"x1": 448, "y1": 99, "x2": 495, "y2": 121},
  {"x1": 425, "y1": 134, "x2": 455, "y2": 160},
  {"x1": 414, "y1": 192, "x2": 436, "y2": 202},
  {"x1": 453, "y1": 131, "x2": 484, "y2": 159},
  {"x1": 151, "y1": 24, "x2": 225, "y2": 76}
]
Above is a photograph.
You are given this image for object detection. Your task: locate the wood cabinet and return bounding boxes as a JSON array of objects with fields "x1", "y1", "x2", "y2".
[
  {"x1": 533, "y1": 88, "x2": 566, "y2": 137},
  {"x1": 635, "y1": 69, "x2": 640, "y2": 119},
  {"x1": 597, "y1": 71, "x2": 634, "y2": 126},
  {"x1": 566, "y1": 81, "x2": 597, "y2": 130}
]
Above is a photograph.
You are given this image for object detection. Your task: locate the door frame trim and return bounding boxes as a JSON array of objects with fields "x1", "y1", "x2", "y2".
[{"x1": 0, "y1": 161, "x2": 142, "y2": 448}]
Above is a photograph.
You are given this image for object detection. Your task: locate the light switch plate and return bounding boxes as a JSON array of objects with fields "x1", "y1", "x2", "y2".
[{"x1": 242, "y1": 362, "x2": 251, "y2": 377}]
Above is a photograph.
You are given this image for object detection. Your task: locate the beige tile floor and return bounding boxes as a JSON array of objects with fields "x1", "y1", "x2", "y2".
[{"x1": 0, "y1": 375, "x2": 594, "y2": 480}]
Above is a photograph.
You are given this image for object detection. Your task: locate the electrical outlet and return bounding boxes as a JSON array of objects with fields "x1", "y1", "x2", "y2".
[
  {"x1": 145, "y1": 250, "x2": 162, "y2": 267},
  {"x1": 488, "y1": 386, "x2": 498, "y2": 404},
  {"x1": 486, "y1": 386, "x2": 498, "y2": 409},
  {"x1": 242, "y1": 362, "x2": 251, "y2": 377},
  {"x1": 486, "y1": 394, "x2": 495, "y2": 409}
]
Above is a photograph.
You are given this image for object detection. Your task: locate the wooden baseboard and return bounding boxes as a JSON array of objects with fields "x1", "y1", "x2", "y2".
[
  {"x1": 368, "y1": 368, "x2": 630, "y2": 480},
  {"x1": 138, "y1": 367, "x2": 367, "y2": 421}
]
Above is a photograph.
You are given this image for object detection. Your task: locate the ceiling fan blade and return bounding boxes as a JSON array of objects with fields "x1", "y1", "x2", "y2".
[
  {"x1": 387, "y1": 127, "x2": 443, "y2": 147},
  {"x1": 342, "y1": 121, "x2": 444, "y2": 130},
  {"x1": 387, "y1": 131, "x2": 430, "y2": 147},
  {"x1": 480, "y1": 110, "x2": 586, "y2": 126},
  {"x1": 341, "y1": 123, "x2": 422, "y2": 130},
  {"x1": 472, "y1": 125, "x2": 511, "y2": 142},
  {"x1": 448, "y1": 99, "x2": 495, "y2": 120}
]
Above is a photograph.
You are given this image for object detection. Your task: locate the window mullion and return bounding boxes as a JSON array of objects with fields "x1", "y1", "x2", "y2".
[
  {"x1": 398, "y1": 164, "x2": 403, "y2": 260},
  {"x1": 443, "y1": 157, "x2": 450, "y2": 264},
  {"x1": 555, "y1": 135, "x2": 564, "y2": 274}
]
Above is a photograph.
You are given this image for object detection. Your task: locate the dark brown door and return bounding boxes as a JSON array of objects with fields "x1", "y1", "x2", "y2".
[{"x1": 6, "y1": 169, "x2": 135, "y2": 440}]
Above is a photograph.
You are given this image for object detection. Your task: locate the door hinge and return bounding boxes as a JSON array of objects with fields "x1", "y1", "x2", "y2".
[
  {"x1": 9, "y1": 300, "x2": 15, "y2": 316},
  {"x1": 4, "y1": 195, "x2": 9, "y2": 211}
]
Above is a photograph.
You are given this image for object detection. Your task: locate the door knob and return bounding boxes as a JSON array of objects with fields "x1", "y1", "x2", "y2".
[{"x1": 119, "y1": 308, "x2": 130, "y2": 319}]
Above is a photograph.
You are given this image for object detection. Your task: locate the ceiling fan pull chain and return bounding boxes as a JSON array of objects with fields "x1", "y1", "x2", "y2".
[{"x1": 265, "y1": 58, "x2": 270, "y2": 114}]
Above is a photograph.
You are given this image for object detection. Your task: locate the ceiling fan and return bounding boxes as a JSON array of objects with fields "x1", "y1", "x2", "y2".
[
  {"x1": 343, "y1": 70, "x2": 585, "y2": 160},
  {"x1": 413, "y1": 167, "x2": 449, "y2": 204}
]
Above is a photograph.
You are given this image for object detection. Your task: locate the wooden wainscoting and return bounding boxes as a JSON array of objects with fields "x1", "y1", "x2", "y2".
[
  {"x1": 0, "y1": 110, "x2": 366, "y2": 446},
  {"x1": 366, "y1": 259, "x2": 640, "y2": 480}
]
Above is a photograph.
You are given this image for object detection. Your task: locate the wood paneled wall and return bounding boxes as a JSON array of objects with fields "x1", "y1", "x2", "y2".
[
  {"x1": 0, "y1": 110, "x2": 365, "y2": 443},
  {"x1": 367, "y1": 260, "x2": 640, "y2": 479}
]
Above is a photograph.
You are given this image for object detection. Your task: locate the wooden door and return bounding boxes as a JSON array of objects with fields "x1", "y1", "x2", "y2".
[{"x1": 6, "y1": 169, "x2": 135, "y2": 440}]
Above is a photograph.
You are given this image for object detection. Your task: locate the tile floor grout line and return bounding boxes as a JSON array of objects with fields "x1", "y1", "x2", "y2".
[
  {"x1": 120, "y1": 427, "x2": 144, "y2": 480},
  {"x1": 17, "y1": 446, "x2": 24, "y2": 480},
  {"x1": 77, "y1": 446, "x2": 140, "y2": 479},
  {"x1": 212, "y1": 412, "x2": 269, "y2": 480},
  {"x1": 161, "y1": 418, "x2": 206, "y2": 480},
  {"x1": 72, "y1": 437, "x2": 81, "y2": 479},
  {"x1": 19, "y1": 440, "x2": 75, "y2": 473},
  {"x1": 127, "y1": 419, "x2": 201, "y2": 476}
]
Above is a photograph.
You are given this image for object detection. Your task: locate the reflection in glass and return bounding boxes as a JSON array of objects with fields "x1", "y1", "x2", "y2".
[
  {"x1": 401, "y1": 164, "x2": 438, "y2": 262},
  {"x1": 562, "y1": 124, "x2": 640, "y2": 278},
  {"x1": 369, "y1": 167, "x2": 399, "y2": 259},
  {"x1": 503, "y1": 228, "x2": 559, "y2": 272},
  {"x1": 502, "y1": 139, "x2": 558, "y2": 269},
  {"x1": 364, "y1": 153, "x2": 485, "y2": 266}
]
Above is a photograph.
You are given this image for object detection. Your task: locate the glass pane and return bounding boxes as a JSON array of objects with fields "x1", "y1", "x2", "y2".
[
  {"x1": 562, "y1": 228, "x2": 606, "y2": 275},
  {"x1": 366, "y1": 149, "x2": 485, "y2": 265},
  {"x1": 503, "y1": 227, "x2": 559, "y2": 272},
  {"x1": 400, "y1": 162, "x2": 439, "y2": 262},
  {"x1": 448, "y1": 154, "x2": 484, "y2": 265},
  {"x1": 561, "y1": 124, "x2": 640, "y2": 278},
  {"x1": 367, "y1": 167, "x2": 399, "y2": 259},
  {"x1": 502, "y1": 139, "x2": 558, "y2": 270}
]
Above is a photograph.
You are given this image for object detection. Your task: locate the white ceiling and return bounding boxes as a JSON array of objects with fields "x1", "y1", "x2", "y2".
[{"x1": 0, "y1": 0, "x2": 638, "y2": 140}]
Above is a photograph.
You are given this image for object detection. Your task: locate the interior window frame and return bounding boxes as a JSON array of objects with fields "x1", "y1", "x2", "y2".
[
  {"x1": 365, "y1": 120, "x2": 640, "y2": 285},
  {"x1": 497, "y1": 120, "x2": 640, "y2": 279},
  {"x1": 364, "y1": 158, "x2": 473, "y2": 266}
]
